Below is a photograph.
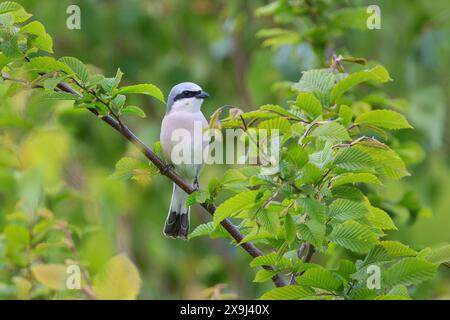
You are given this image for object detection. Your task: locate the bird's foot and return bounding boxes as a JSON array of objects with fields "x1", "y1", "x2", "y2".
[{"x1": 161, "y1": 163, "x2": 174, "y2": 175}]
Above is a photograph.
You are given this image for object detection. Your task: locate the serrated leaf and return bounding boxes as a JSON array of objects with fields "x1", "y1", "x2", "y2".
[
  {"x1": 0, "y1": 2, "x2": 31, "y2": 23},
  {"x1": 284, "y1": 213, "x2": 296, "y2": 244},
  {"x1": 295, "y1": 92, "x2": 322, "y2": 118},
  {"x1": 355, "y1": 110, "x2": 412, "y2": 130},
  {"x1": 333, "y1": 147, "x2": 373, "y2": 171},
  {"x1": 250, "y1": 252, "x2": 290, "y2": 269},
  {"x1": 59, "y1": 56, "x2": 89, "y2": 83},
  {"x1": 311, "y1": 122, "x2": 350, "y2": 142},
  {"x1": 331, "y1": 66, "x2": 392, "y2": 102},
  {"x1": 332, "y1": 173, "x2": 381, "y2": 187},
  {"x1": 339, "y1": 105, "x2": 353, "y2": 126},
  {"x1": 329, "y1": 199, "x2": 369, "y2": 221},
  {"x1": 20, "y1": 21, "x2": 53, "y2": 53},
  {"x1": 293, "y1": 69, "x2": 335, "y2": 106},
  {"x1": 385, "y1": 257, "x2": 437, "y2": 286},
  {"x1": 31, "y1": 264, "x2": 67, "y2": 290},
  {"x1": 296, "y1": 268, "x2": 341, "y2": 291},
  {"x1": 253, "y1": 269, "x2": 277, "y2": 283},
  {"x1": 122, "y1": 105, "x2": 146, "y2": 118},
  {"x1": 189, "y1": 222, "x2": 228, "y2": 239},
  {"x1": 258, "y1": 209, "x2": 280, "y2": 235},
  {"x1": 298, "y1": 198, "x2": 326, "y2": 223},
  {"x1": 358, "y1": 145, "x2": 409, "y2": 180},
  {"x1": 284, "y1": 144, "x2": 308, "y2": 169},
  {"x1": 213, "y1": 190, "x2": 260, "y2": 226},
  {"x1": 27, "y1": 56, "x2": 73, "y2": 75},
  {"x1": 258, "y1": 117, "x2": 292, "y2": 135},
  {"x1": 93, "y1": 254, "x2": 141, "y2": 300},
  {"x1": 329, "y1": 221, "x2": 378, "y2": 254},
  {"x1": 260, "y1": 104, "x2": 300, "y2": 120},
  {"x1": 110, "y1": 157, "x2": 151, "y2": 185},
  {"x1": 297, "y1": 220, "x2": 325, "y2": 248},
  {"x1": 259, "y1": 285, "x2": 314, "y2": 300},
  {"x1": 40, "y1": 91, "x2": 79, "y2": 101},
  {"x1": 380, "y1": 241, "x2": 416, "y2": 257},
  {"x1": 118, "y1": 84, "x2": 165, "y2": 103},
  {"x1": 367, "y1": 207, "x2": 397, "y2": 230},
  {"x1": 425, "y1": 245, "x2": 450, "y2": 265}
]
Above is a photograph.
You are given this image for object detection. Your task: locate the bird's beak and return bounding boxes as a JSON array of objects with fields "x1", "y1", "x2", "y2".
[{"x1": 196, "y1": 91, "x2": 209, "y2": 99}]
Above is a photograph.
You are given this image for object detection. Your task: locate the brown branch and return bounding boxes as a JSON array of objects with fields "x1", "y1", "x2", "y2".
[{"x1": 54, "y1": 82, "x2": 286, "y2": 287}]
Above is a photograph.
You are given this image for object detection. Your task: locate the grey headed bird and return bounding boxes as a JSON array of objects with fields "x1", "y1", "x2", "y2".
[{"x1": 160, "y1": 82, "x2": 209, "y2": 239}]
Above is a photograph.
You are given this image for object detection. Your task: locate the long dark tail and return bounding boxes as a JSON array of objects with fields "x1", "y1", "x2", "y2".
[{"x1": 163, "y1": 184, "x2": 190, "y2": 239}]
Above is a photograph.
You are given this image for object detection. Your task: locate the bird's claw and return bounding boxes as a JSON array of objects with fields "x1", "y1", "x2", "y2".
[{"x1": 161, "y1": 163, "x2": 174, "y2": 175}]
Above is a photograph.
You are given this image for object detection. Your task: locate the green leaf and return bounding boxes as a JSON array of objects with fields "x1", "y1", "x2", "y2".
[
  {"x1": 213, "y1": 190, "x2": 260, "y2": 226},
  {"x1": 93, "y1": 254, "x2": 141, "y2": 300},
  {"x1": 311, "y1": 122, "x2": 350, "y2": 142},
  {"x1": 31, "y1": 264, "x2": 67, "y2": 290},
  {"x1": 40, "y1": 91, "x2": 79, "y2": 101},
  {"x1": 253, "y1": 269, "x2": 277, "y2": 283},
  {"x1": 260, "y1": 104, "x2": 300, "y2": 120},
  {"x1": 298, "y1": 198, "x2": 326, "y2": 223},
  {"x1": 380, "y1": 241, "x2": 417, "y2": 257},
  {"x1": 359, "y1": 145, "x2": 409, "y2": 180},
  {"x1": 297, "y1": 219, "x2": 325, "y2": 248},
  {"x1": 329, "y1": 199, "x2": 369, "y2": 221},
  {"x1": 329, "y1": 221, "x2": 378, "y2": 254},
  {"x1": 284, "y1": 144, "x2": 308, "y2": 169},
  {"x1": 27, "y1": 56, "x2": 73, "y2": 75},
  {"x1": 296, "y1": 268, "x2": 341, "y2": 291},
  {"x1": 425, "y1": 245, "x2": 450, "y2": 265},
  {"x1": 189, "y1": 222, "x2": 228, "y2": 239},
  {"x1": 335, "y1": 260, "x2": 356, "y2": 282},
  {"x1": 110, "y1": 157, "x2": 152, "y2": 185},
  {"x1": 293, "y1": 69, "x2": 335, "y2": 106},
  {"x1": 367, "y1": 207, "x2": 397, "y2": 230},
  {"x1": 185, "y1": 190, "x2": 209, "y2": 207},
  {"x1": 121, "y1": 105, "x2": 146, "y2": 118},
  {"x1": 333, "y1": 147, "x2": 373, "y2": 171},
  {"x1": 111, "y1": 94, "x2": 126, "y2": 113},
  {"x1": 19, "y1": 21, "x2": 53, "y2": 53},
  {"x1": 295, "y1": 92, "x2": 322, "y2": 118},
  {"x1": 59, "y1": 57, "x2": 89, "y2": 83},
  {"x1": 331, "y1": 66, "x2": 392, "y2": 102},
  {"x1": 259, "y1": 285, "x2": 314, "y2": 300},
  {"x1": 355, "y1": 110, "x2": 412, "y2": 130},
  {"x1": 258, "y1": 209, "x2": 280, "y2": 235},
  {"x1": 385, "y1": 257, "x2": 437, "y2": 286},
  {"x1": 118, "y1": 84, "x2": 165, "y2": 103},
  {"x1": 284, "y1": 213, "x2": 296, "y2": 244},
  {"x1": 332, "y1": 173, "x2": 381, "y2": 187},
  {"x1": 0, "y1": 2, "x2": 31, "y2": 23},
  {"x1": 258, "y1": 117, "x2": 292, "y2": 135},
  {"x1": 339, "y1": 105, "x2": 353, "y2": 127},
  {"x1": 250, "y1": 252, "x2": 290, "y2": 268}
]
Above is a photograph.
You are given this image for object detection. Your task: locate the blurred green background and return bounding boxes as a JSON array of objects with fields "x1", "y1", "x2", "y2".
[{"x1": 0, "y1": 0, "x2": 449, "y2": 299}]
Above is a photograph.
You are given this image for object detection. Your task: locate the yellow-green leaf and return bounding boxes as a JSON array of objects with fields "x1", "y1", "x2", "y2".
[{"x1": 93, "y1": 254, "x2": 141, "y2": 300}]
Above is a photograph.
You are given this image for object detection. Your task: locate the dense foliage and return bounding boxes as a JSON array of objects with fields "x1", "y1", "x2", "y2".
[{"x1": 0, "y1": 1, "x2": 449, "y2": 300}]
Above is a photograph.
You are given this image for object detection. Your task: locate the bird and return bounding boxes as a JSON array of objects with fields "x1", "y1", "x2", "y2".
[{"x1": 160, "y1": 82, "x2": 209, "y2": 239}]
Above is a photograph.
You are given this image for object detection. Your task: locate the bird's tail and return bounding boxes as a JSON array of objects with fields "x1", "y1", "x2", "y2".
[{"x1": 163, "y1": 183, "x2": 190, "y2": 239}]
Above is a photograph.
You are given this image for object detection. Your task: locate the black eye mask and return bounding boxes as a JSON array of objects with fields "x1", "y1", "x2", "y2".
[{"x1": 174, "y1": 90, "x2": 201, "y2": 101}]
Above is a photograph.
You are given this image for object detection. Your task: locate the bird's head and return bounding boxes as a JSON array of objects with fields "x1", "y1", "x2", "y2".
[{"x1": 166, "y1": 82, "x2": 209, "y2": 113}]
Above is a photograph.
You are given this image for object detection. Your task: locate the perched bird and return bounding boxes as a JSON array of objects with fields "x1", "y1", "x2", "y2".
[{"x1": 160, "y1": 82, "x2": 209, "y2": 239}]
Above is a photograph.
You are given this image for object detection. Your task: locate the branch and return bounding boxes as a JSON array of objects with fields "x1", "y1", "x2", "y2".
[{"x1": 54, "y1": 82, "x2": 287, "y2": 287}]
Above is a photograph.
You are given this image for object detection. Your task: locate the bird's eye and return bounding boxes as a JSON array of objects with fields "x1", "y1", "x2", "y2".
[{"x1": 183, "y1": 91, "x2": 191, "y2": 96}]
